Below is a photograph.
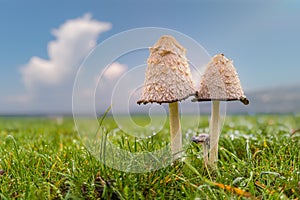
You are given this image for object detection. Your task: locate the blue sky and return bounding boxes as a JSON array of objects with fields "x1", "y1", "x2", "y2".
[{"x1": 0, "y1": 0, "x2": 300, "y2": 114}]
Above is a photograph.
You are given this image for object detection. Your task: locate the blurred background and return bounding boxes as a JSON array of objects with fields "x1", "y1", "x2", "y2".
[{"x1": 0, "y1": 0, "x2": 299, "y2": 115}]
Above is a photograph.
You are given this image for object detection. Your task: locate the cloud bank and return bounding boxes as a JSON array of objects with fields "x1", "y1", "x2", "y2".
[
  {"x1": 15, "y1": 14, "x2": 112, "y2": 113},
  {"x1": 21, "y1": 13, "x2": 111, "y2": 92}
]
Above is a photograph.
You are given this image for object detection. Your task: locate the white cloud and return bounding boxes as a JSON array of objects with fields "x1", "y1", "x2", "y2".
[
  {"x1": 8, "y1": 13, "x2": 112, "y2": 113},
  {"x1": 103, "y1": 62, "x2": 127, "y2": 80},
  {"x1": 20, "y1": 13, "x2": 111, "y2": 91}
]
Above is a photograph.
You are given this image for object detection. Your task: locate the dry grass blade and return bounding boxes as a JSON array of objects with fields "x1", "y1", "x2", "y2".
[{"x1": 211, "y1": 182, "x2": 254, "y2": 198}]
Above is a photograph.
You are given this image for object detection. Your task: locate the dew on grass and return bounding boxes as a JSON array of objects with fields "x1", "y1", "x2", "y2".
[
  {"x1": 288, "y1": 177, "x2": 293, "y2": 181},
  {"x1": 230, "y1": 134, "x2": 235, "y2": 140},
  {"x1": 185, "y1": 129, "x2": 197, "y2": 140}
]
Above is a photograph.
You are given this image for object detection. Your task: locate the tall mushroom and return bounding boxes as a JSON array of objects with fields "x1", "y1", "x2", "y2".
[
  {"x1": 137, "y1": 35, "x2": 195, "y2": 159},
  {"x1": 193, "y1": 54, "x2": 249, "y2": 169}
]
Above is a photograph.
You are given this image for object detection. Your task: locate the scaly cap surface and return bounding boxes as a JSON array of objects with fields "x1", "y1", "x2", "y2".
[
  {"x1": 137, "y1": 35, "x2": 195, "y2": 104},
  {"x1": 194, "y1": 54, "x2": 249, "y2": 105}
]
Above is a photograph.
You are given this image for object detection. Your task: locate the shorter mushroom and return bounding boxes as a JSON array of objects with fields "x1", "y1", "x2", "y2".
[
  {"x1": 193, "y1": 54, "x2": 249, "y2": 169},
  {"x1": 192, "y1": 133, "x2": 210, "y2": 167}
]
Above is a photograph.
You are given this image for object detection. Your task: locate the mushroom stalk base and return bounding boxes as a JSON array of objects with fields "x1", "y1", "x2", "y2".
[
  {"x1": 208, "y1": 101, "x2": 220, "y2": 169},
  {"x1": 169, "y1": 102, "x2": 182, "y2": 159},
  {"x1": 203, "y1": 144, "x2": 209, "y2": 167}
]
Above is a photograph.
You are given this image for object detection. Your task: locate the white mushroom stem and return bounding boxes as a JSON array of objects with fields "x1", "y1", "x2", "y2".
[
  {"x1": 169, "y1": 102, "x2": 182, "y2": 159},
  {"x1": 208, "y1": 101, "x2": 220, "y2": 169}
]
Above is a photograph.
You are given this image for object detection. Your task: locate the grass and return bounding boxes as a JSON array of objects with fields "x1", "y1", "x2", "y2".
[{"x1": 0, "y1": 115, "x2": 299, "y2": 199}]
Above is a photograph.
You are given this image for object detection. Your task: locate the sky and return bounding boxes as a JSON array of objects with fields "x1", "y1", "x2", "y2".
[{"x1": 0, "y1": 0, "x2": 300, "y2": 114}]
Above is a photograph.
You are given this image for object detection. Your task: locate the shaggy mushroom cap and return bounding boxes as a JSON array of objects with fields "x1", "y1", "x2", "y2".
[
  {"x1": 194, "y1": 54, "x2": 249, "y2": 105},
  {"x1": 137, "y1": 35, "x2": 195, "y2": 104}
]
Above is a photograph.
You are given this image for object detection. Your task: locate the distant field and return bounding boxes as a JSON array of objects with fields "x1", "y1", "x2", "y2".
[{"x1": 0, "y1": 115, "x2": 299, "y2": 199}]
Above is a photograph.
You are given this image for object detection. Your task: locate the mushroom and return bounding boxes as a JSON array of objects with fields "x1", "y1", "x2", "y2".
[
  {"x1": 193, "y1": 54, "x2": 249, "y2": 169},
  {"x1": 192, "y1": 133, "x2": 210, "y2": 167},
  {"x1": 137, "y1": 35, "x2": 195, "y2": 159}
]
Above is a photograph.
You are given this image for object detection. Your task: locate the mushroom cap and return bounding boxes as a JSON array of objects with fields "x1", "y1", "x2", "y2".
[
  {"x1": 193, "y1": 54, "x2": 249, "y2": 105},
  {"x1": 137, "y1": 35, "x2": 195, "y2": 105},
  {"x1": 192, "y1": 134, "x2": 210, "y2": 144}
]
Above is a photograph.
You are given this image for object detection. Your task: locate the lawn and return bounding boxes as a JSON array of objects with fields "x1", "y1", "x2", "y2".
[{"x1": 0, "y1": 115, "x2": 299, "y2": 199}]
